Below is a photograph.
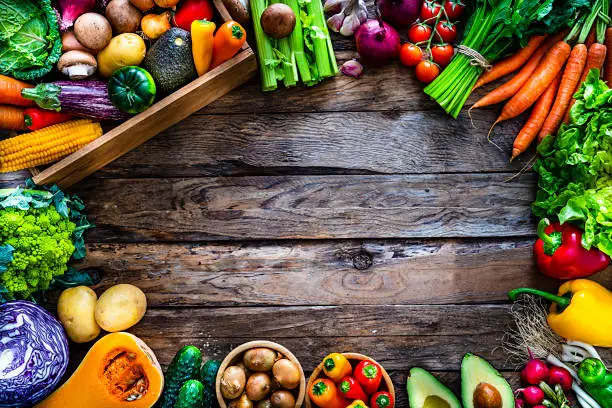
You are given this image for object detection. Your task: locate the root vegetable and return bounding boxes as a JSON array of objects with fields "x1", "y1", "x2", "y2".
[
  {"x1": 522, "y1": 358, "x2": 549, "y2": 385},
  {"x1": 355, "y1": 17, "x2": 401, "y2": 64},
  {"x1": 229, "y1": 394, "x2": 254, "y2": 408},
  {"x1": 222, "y1": 366, "x2": 247, "y2": 400},
  {"x1": 105, "y1": 0, "x2": 142, "y2": 33},
  {"x1": 246, "y1": 372, "x2": 272, "y2": 401},
  {"x1": 243, "y1": 348, "x2": 277, "y2": 372},
  {"x1": 141, "y1": 12, "x2": 171, "y2": 39},
  {"x1": 377, "y1": 0, "x2": 420, "y2": 27},
  {"x1": 74, "y1": 13, "x2": 113, "y2": 52},
  {"x1": 94, "y1": 284, "x2": 147, "y2": 332},
  {"x1": 270, "y1": 390, "x2": 295, "y2": 408},
  {"x1": 129, "y1": 0, "x2": 155, "y2": 11},
  {"x1": 57, "y1": 286, "x2": 101, "y2": 343},
  {"x1": 547, "y1": 366, "x2": 572, "y2": 392},
  {"x1": 97, "y1": 33, "x2": 146, "y2": 77},
  {"x1": 154, "y1": 0, "x2": 181, "y2": 7},
  {"x1": 257, "y1": 400, "x2": 272, "y2": 408},
  {"x1": 520, "y1": 386, "x2": 545, "y2": 405},
  {"x1": 272, "y1": 359, "x2": 300, "y2": 390},
  {"x1": 260, "y1": 4, "x2": 296, "y2": 39}
]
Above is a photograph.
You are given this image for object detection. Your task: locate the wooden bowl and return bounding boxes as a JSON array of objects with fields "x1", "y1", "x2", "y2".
[
  {"x1": 216, "y1": 341, "x2": 306, "y2": 408},
  {"x1": 305, "y1": 353, "x2": 395, "y2": 408}
]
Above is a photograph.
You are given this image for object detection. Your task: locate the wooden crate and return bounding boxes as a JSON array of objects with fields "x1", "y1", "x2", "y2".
[{"x1": 31, "y1": 0, "x2": 257, "y2": 189}]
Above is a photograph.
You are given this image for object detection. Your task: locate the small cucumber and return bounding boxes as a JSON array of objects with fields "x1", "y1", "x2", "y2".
[
  {"x1": 200, "y1": 360, "x2": 221, "y2": 408},
  {"x1": 175, "y1": 379, "x2": 204, "y2": 408},
  {"x1": 159, "y1": 345, "x2": 202, "y2": 408}
]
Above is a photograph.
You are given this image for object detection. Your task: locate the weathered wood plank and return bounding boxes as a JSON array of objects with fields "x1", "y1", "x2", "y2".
[
  {"x1": 74, "y1": 239, "x2": 611, "y2": 306},
  {"x1": 76, "y1": 174, "x2": 536, "y2": 241},
  {"x1": 83, "y1": 111, "x2": 527, "y2": 179}
]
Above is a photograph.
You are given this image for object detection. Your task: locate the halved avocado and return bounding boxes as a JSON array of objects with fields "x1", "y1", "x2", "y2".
[
  {"x1": 461, "y1": 354, "x2": 514, "y2": 408},
  {"x1": 407, "y1": 367, "x2": 461, "y2": 408}
]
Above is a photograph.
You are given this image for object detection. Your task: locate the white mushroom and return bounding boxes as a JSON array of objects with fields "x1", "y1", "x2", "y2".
[{"x1": 58, "y1": 51, "x2": 98, "y2": 80}]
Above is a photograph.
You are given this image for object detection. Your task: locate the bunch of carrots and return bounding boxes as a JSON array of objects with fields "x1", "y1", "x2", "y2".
[
  {"x1": 470, "y1": 0, "x2": 611, "y2": 161},
  {"x1": 0, "y1": 74, "x2": 73, "y2": 132}
]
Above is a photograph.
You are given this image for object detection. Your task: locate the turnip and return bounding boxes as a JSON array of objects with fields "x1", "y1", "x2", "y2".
[
  {"x1": 355, "y1": 12, "x2": 400, "y2": 64},
  {"x1": 377, "y1": 0, "x2": 421, "y2": 27}
]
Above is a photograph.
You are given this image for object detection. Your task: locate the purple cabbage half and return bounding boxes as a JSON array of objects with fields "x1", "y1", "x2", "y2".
[
  {"x1": 0, "y1": 301, "x2": 69, "y2": 407},
  {"x1": 55, "y1": 0, "x2": 97, "y2": 31},
  {"x1": 21, "y1": 81, "x2": 130, "y2": 121}
]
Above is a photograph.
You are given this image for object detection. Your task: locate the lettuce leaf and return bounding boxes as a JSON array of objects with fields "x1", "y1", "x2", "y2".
[
  {"x1": 532, "y1": 69, "x2": 612, "y2": 255},
  {"x1": 0, "y1": 0, "x2": 61, "y2": 80}
]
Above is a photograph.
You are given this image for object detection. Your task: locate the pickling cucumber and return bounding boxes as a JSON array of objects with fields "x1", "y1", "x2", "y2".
[
  {"x1": 175, "y1": 379, "x2": 204, "y2": 408},
  {"x1": 200, "y1": 360, "x2": 221, "y2": 408},
  {"x1": 158, "y1": 345, "x2": 202, "y2": 408}
]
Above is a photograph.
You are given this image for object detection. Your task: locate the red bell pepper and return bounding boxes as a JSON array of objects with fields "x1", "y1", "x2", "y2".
[
  {"x1": 339, "y1": 376, "x2": 368, "y2": 401},
  {"x1": 354, "y1": 360, "x2": 383, "y2": 395},
  {"x1": 23, "y1": 108, "x2": 73, "y2": 131},
  {"x1": 371, "y1": 391, "x2": 394, "y2": 408},
  {"x1": 534, "y1": 218, "x2": 610, "y2": 280},
  {"x1": 172, "y1": 0, "x2": 214, "y2": 31}
]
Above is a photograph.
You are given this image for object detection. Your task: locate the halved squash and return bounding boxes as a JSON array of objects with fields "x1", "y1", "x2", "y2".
[{"x1": 36, "y1": 332, "x2": 164, "y2": 408}]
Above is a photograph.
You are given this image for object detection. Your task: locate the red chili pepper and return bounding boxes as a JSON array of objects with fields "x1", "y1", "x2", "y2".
[
  {"x1": 172, "y1": 0, "x2": 214, "y2": 31},
  {"x1": 354, "y1": 360, "x2": 383, "y2": 395},
  {"x1": 23, "y1": 108, "x2": 73, "y2": 131},
  {"x1": 534, "y1": 218, "x2": 610, "y2": 280},
  {"x1": 339, "y1": 376, "x2": 368, "y2": 401},
  {"x1": 371, "y1": 391, "x2": 394, "y2": 408}
]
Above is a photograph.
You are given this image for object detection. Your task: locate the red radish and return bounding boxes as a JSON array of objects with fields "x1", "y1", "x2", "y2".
[
  {"x1": 548, "y1": 366, "x2": 573, "y2": 392},
  {"x1": 515, "y1": 399, "x2": 525, "y2": 408},
  {"x1": 355, "y1": 13, "x2": 401, "y2": 64},
  {"x1": 520, "y1": 386, "x2": 545, "y2": 405},
  {"x1": 522, "y1": 357, "x2": 549, "y2": 385},
  {"x1": 377, "y1": 0, "x2": 422, "y2": 27}
]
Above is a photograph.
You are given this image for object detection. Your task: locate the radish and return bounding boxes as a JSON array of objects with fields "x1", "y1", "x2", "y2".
[
  {"x1": 355, "y1": 10, "x2": 401, "y2": 64},
  {"x1": 521, "y1": 355, "x2": 549, "y2": 385},
  {"x1": 519, "y1": 386, "x2": 545, "y2": 405},
  {"x1": 515, "y1": 398, "x2": 525, "y2": 408},
  {"x1": 547, "y1": 366, "x2": 572, "y2": 392},
  {"x1": 377, "y1": 0, "x2": 421, "y2": 27}
]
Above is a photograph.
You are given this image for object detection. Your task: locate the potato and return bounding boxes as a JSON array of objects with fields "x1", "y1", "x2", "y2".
[
  {"x1": 243, "y1": 348, "x2": 277, "y2": 372},
  {"x1": 106, "y1": 0, "x2": 142, "y2": 33},
  {"x1": 222, "y1": 366, "x2": 247, "y2": 400},
  {"x1": 57, "y1": 286, "x2": 101, "y2": 343},
  {"x1": 94, "y1": 284, "x2": 147, "y2": 332},
  {"x1": 97, "y1": 33, "x2": 146, "y2": 77}
]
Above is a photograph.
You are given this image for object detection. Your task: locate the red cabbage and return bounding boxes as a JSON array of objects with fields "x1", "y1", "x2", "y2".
[
  {"x1": 0, "y1": 301, "x2": 69, "y2": 407},
  {"x1": 56, "y1": 0, "x2": 97, "y2": 31}
]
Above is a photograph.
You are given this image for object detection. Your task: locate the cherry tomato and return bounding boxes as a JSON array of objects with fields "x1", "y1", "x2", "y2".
[
  {"x1": 435, "y1": 21, "x2": 457, "y2": 42},
  {"x1": 430, "y1": 44, "x2": 454, "y2": 66},
  {"x1": 420, "y1": 0, "x2": 442, "y2": 22},
  {"x1": 408, "y1": 24, "x2": 432, "y2": 44},
  {"x1": 399, "y1": 43, "x2": 423, "y2": 67},
  {"x1": 415, "y1": 60, "x2": 440, "y2": 83},
  {"x1": 444, "y1": 0, "x2": 465, "y2": 20}
]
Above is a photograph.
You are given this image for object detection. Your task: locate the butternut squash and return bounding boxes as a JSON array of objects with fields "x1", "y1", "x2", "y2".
[{"x1": 36, "y1": 332, "x2": 163, "y2": 408}]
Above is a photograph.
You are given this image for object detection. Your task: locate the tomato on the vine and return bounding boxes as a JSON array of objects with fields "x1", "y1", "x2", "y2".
[
  {"x1": 408, "y1": 24, "x2": 432, "y2": 44},
  {"x1": 420, "y1": 0, "x2": 442, "y2": 22},
  {"x1": 399, "y1": 43, "x2": 423, "y2": 67},
  {"x1": 435, "y1": 21, "x2": 457, "y2": 42},
  {"x1": 430, "y1": 44, "x2": 454, "y2": 66},
  {"x1": 444, "y1": 0, "x2": 465, "y2": 19},
  {"x1": 415, "y1": 60, "x2": 440, "y2": 83}
]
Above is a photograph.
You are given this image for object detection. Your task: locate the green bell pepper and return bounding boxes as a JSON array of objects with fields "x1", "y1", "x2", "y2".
[
  {"x1": 578, "y1": 358, "x2": 612, "y2": 408},
  {"x1": 108, "y1": 66, "x2": 157, "y2": 114}
]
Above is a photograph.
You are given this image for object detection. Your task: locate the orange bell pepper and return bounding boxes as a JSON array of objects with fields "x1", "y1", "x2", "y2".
[
  {"x1": 309, "y1": 378, "x2": 349, "y2": 408},
  {"x1": 210, "y1": 21, "x2": 246, "y2": 68}
]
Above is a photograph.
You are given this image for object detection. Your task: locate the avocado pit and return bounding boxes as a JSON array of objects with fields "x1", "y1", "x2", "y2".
[{"x1": 473, "y1": 383, "x2": 502, "y2": 408}]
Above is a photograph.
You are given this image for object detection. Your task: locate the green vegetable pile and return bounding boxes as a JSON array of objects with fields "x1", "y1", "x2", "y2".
[
  {"x1": 0, "y1": 0, "x2": 62, "y2": 80},
  {"x1": 532, "y1": 69, "x2": 612, "y2": 256},
  {"x1": 251, "y1": 0, "x2": 338, "y2": 91},
  {"x1": 0, "y1": 182, "x2": 93, "y2": 301}
]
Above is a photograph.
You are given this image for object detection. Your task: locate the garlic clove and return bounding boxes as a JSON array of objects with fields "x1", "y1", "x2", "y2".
[
  {"x1": 356, "y1": 2, "x2": 368, "y2": 23},
  {"x1": 323, "y1": 0, "x2": 347, "y2": 13},
  {"x1": 341, "y1": 59, "x2": 364, "y2": 78},
  {"x1": 327, "y1": 12, "x2": 345, "y2": 33},
  {"x1": 339, "y1": 12, "x2": 361, "y2": 36}
]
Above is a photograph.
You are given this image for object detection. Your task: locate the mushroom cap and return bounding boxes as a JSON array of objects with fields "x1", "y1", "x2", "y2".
[
  {"x1": 222, "y1": 0, "x2": 250, "y2": 26},
  {"x1": 58, "y1": 50, "x2": 98, "y2": 79}
]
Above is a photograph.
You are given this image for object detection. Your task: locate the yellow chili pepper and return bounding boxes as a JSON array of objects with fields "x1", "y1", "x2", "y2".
[
  {"x1": 322, "y1": 353, "x2": 352, "y2": 382},
  {"x1": 191, "y1": 19, "x2": 216, "y2": 76},
  {"x1": 509, "y1": 279, "x2": 612, "y2": 347},
  {"x1": 347, "y1": 400, "x2": 369, "y2": 408}
]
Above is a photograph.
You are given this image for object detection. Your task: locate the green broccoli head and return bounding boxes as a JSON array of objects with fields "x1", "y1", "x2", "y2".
[{"x1": 0, "y1": 206, "x2": 76, "y2": 299}]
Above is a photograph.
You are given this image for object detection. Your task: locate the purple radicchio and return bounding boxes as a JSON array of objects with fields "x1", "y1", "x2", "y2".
[
  {"x1": 0, "y1": 301, "x2": 69, "y2": 407},
  {"x1": 56, "y1": 0, "x2": 97, "y2": 31}
]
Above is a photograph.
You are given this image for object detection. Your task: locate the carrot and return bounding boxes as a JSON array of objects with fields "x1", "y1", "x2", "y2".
[
  {"x1": 563, "y1": 42, "x2": 608, "y2": 123},
  {"x1": 0, "y1": 105, "x2": 26, "y2": 130},
  {"x1": 538, "y1": 43, "x2": 587, "y2": 143},
  {"x1": 471, "y1": 32, "x2": 565, "y2": 110},
  {"x1": 492, "y1": 41, "x2": 571, "y2": 128},
  {"x1": 473, "y1": 35, "x2": 547, "y2": 90},
  {"x1": 605, "y1": 27, "x2": 612, "y2": 84},
  {"x1": 0, "y1": 75, "x2": 34, "y2": 107},
  {"x1": 511, "y1": 73, "x2": 561, "y2": 161},
  {"x1": 585, "y1": 28, "x2": 596, "y2": 48}
]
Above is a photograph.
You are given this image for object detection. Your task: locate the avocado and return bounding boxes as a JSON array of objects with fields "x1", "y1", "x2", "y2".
[
  {"x1": 143, "y1": 28, "x2": 197, "y2": 95},
  {"x1": 407, "y1": 367, "x2": 461, "y2": 408},
  {"x1": 461, "y1": 354, "x2": 514, "y2": 408}
]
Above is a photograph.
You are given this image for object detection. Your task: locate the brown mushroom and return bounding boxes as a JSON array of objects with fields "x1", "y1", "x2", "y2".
[
  {"x1": 74, "y1": 13, "x2": 113, "y2": 52},
  {"x1": 221, "y1": 0, "x2": 250, "y2": 26},
  {"x1": 62, "y1": 31, "x2": 96, "y2": 54},
  {"x1": 57, "y1": 51, "x2": 98, "y2": 80}
]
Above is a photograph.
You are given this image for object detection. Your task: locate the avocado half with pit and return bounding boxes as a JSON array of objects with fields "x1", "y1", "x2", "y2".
[
  {"x1": 461, "y1": 353, "x2": 514, "y2": 408},
  {"x1": 407, "y1": 367, "x2": 461, "y2": 408}
]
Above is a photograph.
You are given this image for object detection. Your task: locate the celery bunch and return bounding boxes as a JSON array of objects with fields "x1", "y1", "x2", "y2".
[{"x1": 250, "y1": 0, "x2": 338, "y2": 90}]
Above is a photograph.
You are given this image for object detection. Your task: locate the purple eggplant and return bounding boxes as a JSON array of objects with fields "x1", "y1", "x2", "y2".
[{"x1": 21, "y1": 81, "x2": 130, "y2": 121}]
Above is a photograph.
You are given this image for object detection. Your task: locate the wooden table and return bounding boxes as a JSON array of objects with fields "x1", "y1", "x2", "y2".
[{"x1": 2, "y1": 30, "x2": 611, "y2": 407}]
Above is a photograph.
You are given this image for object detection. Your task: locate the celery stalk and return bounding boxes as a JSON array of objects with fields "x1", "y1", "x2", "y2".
[
  {"x1": 308, "y1": 0, "x2": 338, "y2": 76},
  {"x1": 282, "y1": 0, "x2": 313, "y2": 83},
  {"x1": 304, "y1": 0, "x2": 333, "y2": 78},
  {"x1": 250, "y1": 0, "x2": 278, "y2": 91},
  {"x1": 278, "y1": 37, "x2": 298, "y2": 87}
]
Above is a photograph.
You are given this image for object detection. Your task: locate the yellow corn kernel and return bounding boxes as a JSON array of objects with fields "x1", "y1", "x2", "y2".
[{"x1": 0, "y1": 119, "x2": 103, "y2": 173}]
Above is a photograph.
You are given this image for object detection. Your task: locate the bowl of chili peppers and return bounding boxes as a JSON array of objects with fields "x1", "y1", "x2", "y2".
[{"x1": 305, "y1": 352, "x2": 395, "y2": 408}]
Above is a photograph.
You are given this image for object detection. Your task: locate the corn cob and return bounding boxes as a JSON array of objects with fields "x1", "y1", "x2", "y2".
[{"x1": 0, "y1": 119, "x2": 103, "y2": 173}]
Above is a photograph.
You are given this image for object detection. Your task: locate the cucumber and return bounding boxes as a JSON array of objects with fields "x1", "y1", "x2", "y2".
[
  {"x1": 175, "y1": 379, "x2": 204, "y2": 408},
  {"x1": 158, "y1": 345, "x2": 202, "y2": 408},
  {"x1": 200, "y1": 360, "x2": 221, "y2": 408}
]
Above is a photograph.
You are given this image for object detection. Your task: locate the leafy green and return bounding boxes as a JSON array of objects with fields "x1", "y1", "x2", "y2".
[
  {"x1": 532, "y1": 69, "x2": 612, "y2": 256},
  {"x1": 0, "y1": 0, "x2": 62, "y2": 80}
]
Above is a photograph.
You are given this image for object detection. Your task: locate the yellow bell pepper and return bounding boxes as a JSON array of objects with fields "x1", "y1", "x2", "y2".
[
  {"x1": 347, "y1": 400, "x2": 369, "y2": 408},
  {"x1": 509, "y1": 279, "x2": 612, "y2": 347},
  {"x1": 191, "y1": 20, "x2": 216, "y2": 76},
  {"x1": 322, "y1": 353, "x2": 352, "y2": 382}
]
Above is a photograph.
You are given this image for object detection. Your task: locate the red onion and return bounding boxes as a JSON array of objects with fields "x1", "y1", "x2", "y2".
[
  {"x1": 547, "y1": 366, "x2": 573, "y2": 392},
  {"x1": 377, "y1": 0, "x2": 421, "y2": 27},
  {"x1": 355, "y1": 12, "x2": 401, "y2": 64},
  {"x1": 56, "y1": 0, "x2": 97, "y2": 31}
]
